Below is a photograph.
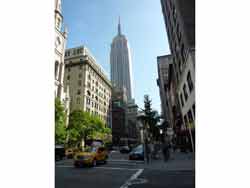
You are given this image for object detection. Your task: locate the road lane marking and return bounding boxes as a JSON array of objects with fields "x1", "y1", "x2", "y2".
[
  {"x1": 95, "y1": 167, "x2": 138, "y2": 171},
  {"x1": 108, "y1": 159, "x2": 144, "y2": 163},
  {"x1": 119, "y1": 169, "x2": 144, "y2": 188},
  {"x1": 55, "y1": 165, "x2": 139, "y2": 171}
]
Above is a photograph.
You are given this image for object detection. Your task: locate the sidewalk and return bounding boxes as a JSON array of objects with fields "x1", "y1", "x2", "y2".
[{"x1": 142, "y1": 151, "x2": 195, "y2": 171}]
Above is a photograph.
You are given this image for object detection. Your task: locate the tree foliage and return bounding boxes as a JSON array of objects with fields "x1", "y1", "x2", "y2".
[
  {"x1": 143, "y1": 95, "x2": 161, "y2": 141},
  {"x1": 55, "y1": 98, "x2": 67, "y2": 144},
  {"x1": 67, "y1": 110, "x2": 112, "y2": 147}
]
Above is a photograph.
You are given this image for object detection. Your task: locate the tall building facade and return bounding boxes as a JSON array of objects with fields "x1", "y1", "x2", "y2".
[
  {"x1": 110, "y1": 19, "x2": 133, "y2": 101},
  {"x1": 160, "y1": 0, "x2": 195, "y2": 151},
  {"x1": 156, "y1": 55, "x2": 173, "y2": 127},
  {"x1": 111, "y1": 87, "x2": 127, "y2": 146},
  {"x1": 64, "y1": 46, "x2": 112, "y2": 127},
  {"x1": 55, "y1": 0, "x2": 67, "y2": 100},
  {"x1": 54, "y1": 0, "x2": 70, "y2": 125},
  {"x1": 126, "y1": 99, "x2": 139, "y2": 144}
]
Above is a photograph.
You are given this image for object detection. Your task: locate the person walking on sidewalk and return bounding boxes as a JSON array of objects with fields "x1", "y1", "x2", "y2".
[
  {"x1": 162, "y1": 137, "x2": 170, "y2": 162},
  {"x1": 145, "y1": 141, "x2": 151, "y2": 164}
]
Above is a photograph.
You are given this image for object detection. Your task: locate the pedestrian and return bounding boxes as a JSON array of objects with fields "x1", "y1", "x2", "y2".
[
  {"x1": 145, "y1": 141, "x2": 151, "y2": 164},
  {"x1": 162, "y1": 137, "x2": 170, "y2": 162},
  {"x1": 149, "y1": 142, "x2": 154, "y2": 160}
]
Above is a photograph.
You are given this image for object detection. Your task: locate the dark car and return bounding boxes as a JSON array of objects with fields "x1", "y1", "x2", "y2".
[
  {"x1": 119, "y1": 145, "x2": 131, "y2": 154},
  {"x1": 129, "y1": 145, "x2": 144, "y2": 160},
  {"x1": 55, "y1": 145, "x2": 65, "y2": 161}
]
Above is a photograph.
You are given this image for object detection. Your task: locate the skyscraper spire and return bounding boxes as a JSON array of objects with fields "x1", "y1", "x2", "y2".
[
  {"x1": 111, "y1": 16, "x2": 133, "y2": 101},
  {"x1": 118, "y1": 16, "x2": 121, "y2": 35}
]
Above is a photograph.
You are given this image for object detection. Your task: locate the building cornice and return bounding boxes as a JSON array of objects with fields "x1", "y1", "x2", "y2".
[{"x1": 65, "y1": 57, "x2": 112, "y2": 88}]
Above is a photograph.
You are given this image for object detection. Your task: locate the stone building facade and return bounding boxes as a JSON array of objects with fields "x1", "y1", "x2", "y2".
[
  {"x1": 64, "y1": 46, "x2": 112, "y2": 127},
  {"x1": 54, "y1": 0, "x2": 70, "y2": 125},
  {"x1": 157, "y1": 55, "x2": 173, "y2": 127},
  {"x1": 161, "y1": 0, "x2": 195, "y2": 151}
]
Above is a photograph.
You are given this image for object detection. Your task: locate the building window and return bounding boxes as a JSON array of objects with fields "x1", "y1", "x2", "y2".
[
  {"x1": 76, "y1": 97, "x2": 80, "y2": 104},
  {"x1": 68, "y1": 67, "x2": 71, "y2": 72},
  {"x1": 187, "y1": 71, "x2": 194, "y2": 92},
  {"x1": 95, "y1": 96, "x2": 98, "y2": 101},
  {"x1": 184, "y1": 115, "x2": 188, "y2": 127},
  {"x1": 87, "y1": 90, "x2": 91, "y2": 96},
  {"x1": 77, "y1": 89, "x2": 81, "y2": 95},
  {"x1": 180, "y1": 93, "x2": 184, "y2": 107},
  {"x1": 79, "y1": 73, "x2": 82, "y2": 78},
  {"x1": 92, "y1": 102, "x2": 94, "y2": 107},
  {"x1": 86, "y1": 97, "x2": 91, "y2": 105},
  {"x1": 57, "y1": 18, "x2": 61, "y2": 28},
  {"x1": 86, "y1": 107, "x2": 90, "y2": 112},
  {"x1": 178, "y1": 60, "x2": 182, "y2": 73},
  {"x1": 67, "y1": 75, "x2": 70, "y2": 80},
  {"x1": 55, "y1": 61, "x2": 59, "y2": 78},
  {"x1": 78, "y1": 80, "x2": 81, "y2": 86},
  {"x1": 79, "y1": 65, "x2": 83, "y2": 70},
  {"x1": 181, "y1": 43, "x2": 185, "y2": 63},
  {"x1": 192, "y1": 104, "x2": 195, "y2": 118},
  {"x1": 88, "y1": 74, "x2": 91, "y2": 80},
  {"x1": 87, "y1": 82, "x2": 91, "y2": 88},
  {"x1": 188, "y1": 110, "x2": 193, "y2": 123},
  {"x1": 183, "y1": 84, "x2": 188, "y2": 101},
  {"x1": 65, "y1": 51, "x2": 70, "y2": 57}
]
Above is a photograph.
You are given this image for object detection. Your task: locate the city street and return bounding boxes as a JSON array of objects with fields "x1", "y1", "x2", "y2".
[{"x1": 55, "y1": 151, "x2": 195, "y2": 188}]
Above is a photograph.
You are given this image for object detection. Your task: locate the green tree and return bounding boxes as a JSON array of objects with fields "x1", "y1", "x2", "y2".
[
  {"x1": 143, "y1": 95, "x2": 161, "y2": 141},
  {"x1": 67, "y1": 110, "x2": 89, "y2": 147},
  {"x1": 55, "y1": 98, "x2": 67, "y2": 145},
  {"x1": 67, "y1": 110, "x2": 111, "y2": 147}
]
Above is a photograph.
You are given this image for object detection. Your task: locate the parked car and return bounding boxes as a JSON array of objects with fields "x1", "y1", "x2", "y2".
[
  {"x1": 74, "y1": 146, "x2": 108, "y2": 167},
  {"x1": 129, "y1": 144, "x2": 144, "y2": 161},
  {"x1": 55, "y1": 145, "x2": 65, "y2": 161},
  {"x1": 119, "y1": 145, "x2": 131, "y2": 153}
]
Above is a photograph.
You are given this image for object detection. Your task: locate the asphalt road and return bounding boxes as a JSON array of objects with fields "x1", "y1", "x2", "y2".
[{"x1": 55, "y1": 151, "x2": 195, "y2": 188}]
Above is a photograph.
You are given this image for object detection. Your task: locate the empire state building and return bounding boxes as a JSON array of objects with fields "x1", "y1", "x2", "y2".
[{"x1": 110, "y1": 19, "x2": 133, "y2": 100}]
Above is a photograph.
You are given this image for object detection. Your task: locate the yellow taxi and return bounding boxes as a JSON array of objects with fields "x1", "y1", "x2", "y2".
[
  {"x1": 65, "y1": 148, "x2": 78, "y2": 159},
  {"x1": 74, "y1": 146, "x2": 108, "y2": 167}
]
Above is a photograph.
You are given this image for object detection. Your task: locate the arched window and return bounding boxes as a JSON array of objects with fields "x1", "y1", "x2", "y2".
[{"x1": 55, "y1": 61, "x2": 59, "y2": 79}]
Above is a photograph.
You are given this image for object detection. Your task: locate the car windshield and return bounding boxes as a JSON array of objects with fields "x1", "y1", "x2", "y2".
[
  {"x1": 133, "y1": 145, "x2": 143, "y2": 152},
  {"x1": 84, "y1": 147, "x2": 97, "y2": 153}
]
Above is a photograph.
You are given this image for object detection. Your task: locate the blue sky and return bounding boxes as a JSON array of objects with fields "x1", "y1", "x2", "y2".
[{"x1": 62, "y1": 0, "x2": 170, "y2": 112}]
